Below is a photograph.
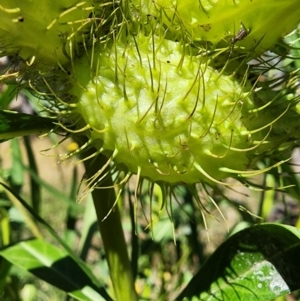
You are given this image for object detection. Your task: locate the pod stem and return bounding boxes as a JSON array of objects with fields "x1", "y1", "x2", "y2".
[{"x1": 83, "y1": 152, "x2": 137, "y2": 301}]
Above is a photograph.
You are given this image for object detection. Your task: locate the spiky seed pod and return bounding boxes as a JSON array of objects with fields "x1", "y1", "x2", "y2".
[
  {"x1": 145, "y1": 0, "x2": 300, "y2": 54},
  {"x1": 1, "y1": 0, "x2": 299, "y2": 191},
  {"x1": 57, "y1": 33, "x2": 298, "y2": 188},
  {"x1": 0, "y1": 0, "x2": 116, "y2": 66}
]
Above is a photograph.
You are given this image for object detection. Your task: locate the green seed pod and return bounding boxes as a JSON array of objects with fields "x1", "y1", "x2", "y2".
[
  {"x1": 1, "y1": 1, "x2": 298, "y2": 190},
  {"x1": 0, "y1": 0, "x2": 114, "y2": 66},
  {"x1": 148, "y1": 0, "x2": 300, "y2": 54},
  {"x1": 64, "y1": 33, "x2": 297, "y2": 186}
]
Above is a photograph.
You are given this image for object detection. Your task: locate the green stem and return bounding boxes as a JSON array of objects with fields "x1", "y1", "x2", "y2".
[{"x1": 84, "y1": 153, "x2": 137, "y2": 301}]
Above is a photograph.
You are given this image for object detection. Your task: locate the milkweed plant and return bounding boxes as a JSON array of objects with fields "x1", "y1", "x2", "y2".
[{"x1": 1, "y1": 1, "x2": 300, "y2": 301}]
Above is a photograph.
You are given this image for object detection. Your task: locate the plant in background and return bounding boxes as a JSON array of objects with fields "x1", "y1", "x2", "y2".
[{"x1": 1, "y1": 1, "x2": 300, "y2": 301}]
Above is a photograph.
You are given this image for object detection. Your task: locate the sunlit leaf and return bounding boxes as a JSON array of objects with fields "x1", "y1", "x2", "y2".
[
  {"x1": 0, "y1": 239, "x2": 112, "y2": 301},
  {"x1": 176, "y1": 223, "x2": 300, "y2": 301}
]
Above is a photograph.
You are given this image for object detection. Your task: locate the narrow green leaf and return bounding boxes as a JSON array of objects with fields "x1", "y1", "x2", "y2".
[
  {"x1": 78, "y1": 196, "x2": 97, "y2": 261},
  {"x1": 176, "y1": 223, "x2": 300, "y2": 301},
  {"x1": 23, "y1": 136, "x2": 41, "y2": 213},
  {"x1": 69, "y1": 286, "x2": 112, "y2": 301},
  {"x1": 0, "y1": 85, "x2": 17, "y2": 110},
  {"x1": 10, "y1": 138, "x2": 24, "y2": 187},
  {"x1": 64, "y1": 166, "x2": 80, "y2": 247},
  {"x1": 278, "y1": 161, "x2": 300, "y2": 202},
  {"x1": 0, "y1": 207, "x2": 10, "y2": 246},
  {"x1": 0, "y1": 257, "x2": 11, "y2": 294},
  {"x1": 0, "y1": 110, "x2": 57, "y2": 142}
]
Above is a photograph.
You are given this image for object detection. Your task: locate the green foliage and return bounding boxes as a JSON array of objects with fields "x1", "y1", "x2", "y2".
[
  {"x1": 0, "y1": 134, "x2": 298, "y2": 300},
  {"x1": 1, "y1": 1, "x2": 300, "y2": 301},
  {"x1": 178, "y1": 224, "x2": 300, "y2": 301},
  {"x1": 1, "y1": 155, "x2": 300, "y2": 301}
]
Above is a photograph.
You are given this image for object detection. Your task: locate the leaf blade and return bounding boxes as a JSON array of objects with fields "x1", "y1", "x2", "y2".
[
  {"x1": 0, "y1": 110, "x2": 57, "y2": 142},
  {"x1": 176, "y1": 223, "x2": 300, "y2": 301},
  {"x1": 0, "y1": 239, "x2": 112, "y2": 301}
]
